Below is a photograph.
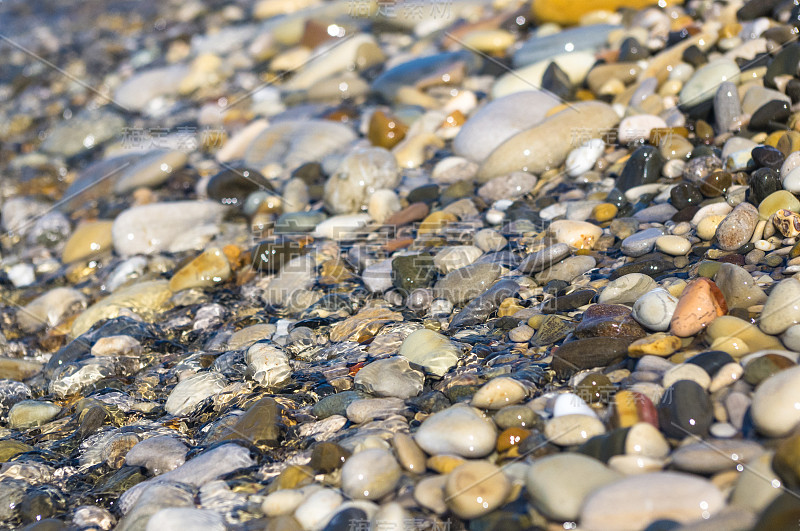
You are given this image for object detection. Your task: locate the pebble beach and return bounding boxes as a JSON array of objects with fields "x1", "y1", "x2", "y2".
[{"x1": 3, "y1": 0, "x2": 800, "y2": 529}]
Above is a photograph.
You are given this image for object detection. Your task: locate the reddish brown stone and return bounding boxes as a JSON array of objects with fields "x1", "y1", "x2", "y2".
[
  {"x1": 384, "y1": 202, "x2": 430, "y2": 227},
  {"x1": 670, "y1": 277, "x2": 728, "y2": 337}
]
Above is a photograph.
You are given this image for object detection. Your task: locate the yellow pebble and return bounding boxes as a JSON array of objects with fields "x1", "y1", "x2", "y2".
[
  {"x1": 528, "y1": 314, "x2": 547, "y2": 329},
  {"x1": 613, "y1": 390, "x2": 639, "y2": 428},
  {"x1": 592, "y1": 203, "x2": 618, "y2": 223},
  {"x1": 427, "y1": 454, "x2": 465, "y2": 474},
  {"x1": 764, "y1": 130, "x2": 785, "y2": 148},
  {"x1": 418, "y1": 211, "x2": 457, "y2": 235},
  {"x1": 531, "y1": 0, "x2": 681, "y2": 26},
  {"x1": 759, "y1": 191, "x2": 800, "y2": 220},
  {"x1": 62, "y1": 221, "x2": 114, "y2": 264},
  {"x1": 627, "y1": 333, "x2": 682, "y2": 358},
  {"x1": 498, "y1": 298, "x2": 524, "y2": 317}
]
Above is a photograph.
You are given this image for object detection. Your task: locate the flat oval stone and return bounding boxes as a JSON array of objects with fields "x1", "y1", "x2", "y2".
[
  {"x1": 632, "y1": 288, "x2": 679, "y2": 332},
  {"x1": 513, "y1": 24, "x2": 619, "y2": 68},
  {"x1": 616, "y1": 146, "x2": 665, "y2": 192},
  {"x1": 453, "y1": 91, "x2": 559, "y2": 162},
  {"x1": 679, "y1": 58, "x2": 740, "y2": 106},
  {"x1": 526, "y1": 453, "x2": 620, "y2": 521},
  {"x1": 434, "y1": 263, "x2": 504, "y2": 305},
  {"x1": 341, "y1": 449, "x2": 401, "y2": 500},
  {"x1": 125, "y1": 436, "x2": 188, "y2": 475},
  {"x1": 354, "y1": 357, "x2": 424, "y2": 399},
  {"x1": 545, "y1": 414, "x2": 606, "y2": 446},
  {"x1": 8, "y1": 400, "x2": 61, "y2": 429},
  {"x1": 553, "y1": 338, "x2": 632, "y2": 378},
  {"x1": 713, "y1": 262, "x2": 767, "y2": 309},
  {"x1": 548, "y1": 220, "x2": 603, "y2": 249},
  {"x1": 164, "y1": 372, "x2": 227, "y2": 416},
  {"x1": 751, "y1": 365, "x2": 800, "y2": 437},
  {"x1": 169, "y1": 247, "x2": 231, "y2": 292},
  {"x1": 206, "y1": 167, "x2": 273, "y2": 208},
  {"x1": 398, "y1": 329, "x2": 460, "y2": 378},
  {"x1": 580, "y1": 472, "x2": 725, "y2": 530},
  {"x1": 324, "y1": 147, "x2": 401, "y2": 214},
  {"x1": 444, "y1": 461, "x2": 511, "y2": 519},
  {"x1": 477, "y1": 101, "x2": 620, "y2": 181},
  {"x1": 112, "y1": 201, "x2": 227, "y2": 256},
  {"x1": 671, "y1": 439, "x2": 764, "y2": 474},
  {"x1": 599, "y1": 273, "x2": 658, "y2": 305},
  {"x1": 62, "y1": 221, "x2": 114, "y2": 264},
  {"x1": 621, "y1": 228, "x2": 666, "y2": 257},
  {"x1": 658, "y1": 380, "x2": 712, "y2": 438},
  {"x1": 449, "y1": 278, "x2": 520, "y2": 328},
  {"x1": 535, "y1": 255, "x2": 596, "y2": 283},
  {"x1": 760, "y1": 278, "x2": 800, "y2": 335},
  {"x1": 414, "y1": 405, "x2": 497, "y2": 458},
  {"x1": 715, "y1": 202, "x2": 759, "y2": 251},
  {"x1": 471, "y1": 377, "x2": 527, "y2": 409},
  {"x1": 114, "y1": 150, "x2": 189, "y2": 195}
]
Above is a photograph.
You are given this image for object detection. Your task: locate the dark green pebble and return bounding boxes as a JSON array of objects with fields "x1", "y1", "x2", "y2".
[
  {"x1": 616, "y1": 146, "x2": 664, "y2": 192},
  {"x1": 406, "y1": 184, "x2": 440, "y2": 205},
  {"x1": 685, "y1": 350, "x2": 733, "y2": 376},
  {"x1": 669, "y1": 182, "x2": 703, "y2": 210},
  {"x1": 749, "y1": 167, "x2": 781, "y2": 205},
  {"x1": 658, "y1": 380, "x2": 712, "y2": 438},
  {"x1": 392, "y1": 253, "x2": 435, "y2": 293}
]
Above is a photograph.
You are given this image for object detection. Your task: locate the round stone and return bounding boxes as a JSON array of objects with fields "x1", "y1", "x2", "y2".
[
  {"x1": 471, "y1": 377, "x2": 527, "y2": 410},
  {"x1": 526, "y1": 453, "x2": 620, "y2": 521},
  {"x1": 580, "y1": 472, "x2": 725, "y2": 530},
  {"x1": 341, "y1": 449, "x2": 401, "y2": 500},
  {"x1": 414, "y1": 406, "x2": 497, "y2": 458},
  {"x1": 751, "y1": 365, "x2": 800, "y2": 437},
  {"x1": 444, "y1": 461, "x2": 511, "y2": 519},
  {"x1": 545, "y1": 414, "x2": 606, "y2": 446}
]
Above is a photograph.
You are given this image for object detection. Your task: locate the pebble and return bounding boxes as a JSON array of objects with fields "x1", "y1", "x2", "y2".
[
  {"x1": 760, "y1": 278, "x2": 800, "y2": 335},
  {"x1": 341, "y1": 449, "x2": 401, "y2": 500},
  {"x1": 444, "y1": 461, "x2": 511, "y2": 519},
  {"x1": 8, "y1": 400, "x2": 61, "y2": 429},
  {"x1": 598, "y1": 274, "x2": 657, "y2": 305},
  {"x1": 659, "y1": 380, "x2": 713, "y2": 438},
  {"x1": 680, "y1": 58, "x2": 740, "y2": 107},
  {"x1": 545, "y1": 414, "x2": 606, "y2": 446},
  {"x1": 112, "y1": 201, "x2": 226, "y2": 256},
  {"x1": 670, "y1": 278, "x2": 727, "y2": 337},
  {"x1": 526, "y1": 453, "x2": 620, "y2": 521},
  {"x1": 566, "y1": 138, "x2": 606, "y2": 177},
  {"x1": 621, "y1": 228, "x2": 665, "y2": 257},
  {"x1": 471, "y1": 377, "x2": 527, "y2": 409},
  {"x1": 751, "y1": 365, "x2": 800, "y2": 437},
  {"x1": 164, "y1": 372, "x2": 227, "y2": 416},
  {"x1": 671, "y1": 439, "x2": 764, "y2": 474},
  {"x1": 580, "y1": 472, "x2": 725, "y2": 530},
  {"x1": 169, "y1": 247, "x2": 231, "y2": 292},
  {"x1": 715, "y1": 202, "x2": 759, "y2": 251},
  {"x1": 324, "y1": 148, "x2": 401, "y2": 214},
  {"x1": 478, "y1": 101, "x2": 620, "y2": 181},
  {"x1": 414, "y1": 406, "x2": 497, "y2": 458},
  {"x1": 246, "y1": 343, "x2": 292, "y2": 388},
  {"x1": 354, "y1": 357, "x2": 424, "y2": 399},
  {"x1": 453, "y1": 91, "x2": 559, "y2": 162},
  {"x1": 62, "y1": 221, "x2": 114, "y2": 264},
  {"x1": 548, "y1": 220, "x2": 603, "y2": 249},
  {"x1": 125, "y1": 436, "x2": 188, "y2": 475},
  {"x1": 398, "y1": 329, "x2": 460, "y2": 378}
]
